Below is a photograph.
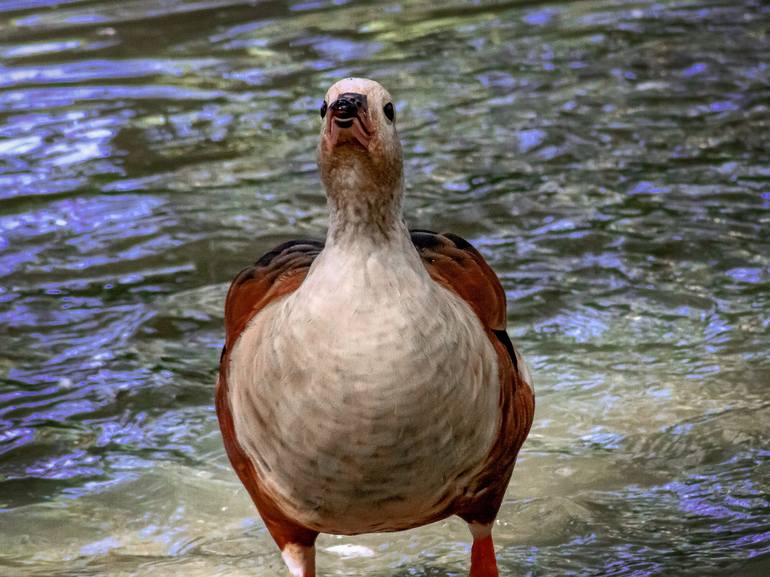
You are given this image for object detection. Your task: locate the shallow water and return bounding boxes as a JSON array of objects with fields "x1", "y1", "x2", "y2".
[{"x1": 1, "y1": 0, "x2": 769, "y2": 575}]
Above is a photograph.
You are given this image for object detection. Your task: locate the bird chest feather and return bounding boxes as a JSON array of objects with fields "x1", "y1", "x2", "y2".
[{"x1": 226, "y1": 242, "x2": 501, "y2": 533}]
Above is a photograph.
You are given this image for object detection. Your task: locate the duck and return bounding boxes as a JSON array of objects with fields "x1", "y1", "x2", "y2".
[{"x1": 216, "y1": 78, "x2": 534, "y2": 577}]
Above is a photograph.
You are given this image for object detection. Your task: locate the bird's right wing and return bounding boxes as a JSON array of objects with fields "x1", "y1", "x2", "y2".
[{"x1": 217, "y1": 238, "x2": 324, "y2": 547}]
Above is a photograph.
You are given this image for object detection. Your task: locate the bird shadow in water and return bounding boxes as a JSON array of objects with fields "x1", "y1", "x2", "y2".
[{"x1": 372, "y1": 565, "x2": 462, "y2": 577}]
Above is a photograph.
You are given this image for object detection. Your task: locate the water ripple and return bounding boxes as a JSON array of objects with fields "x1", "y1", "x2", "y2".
[{"x1": 1, "y1": 0, "x2": 769, "y2": 575}]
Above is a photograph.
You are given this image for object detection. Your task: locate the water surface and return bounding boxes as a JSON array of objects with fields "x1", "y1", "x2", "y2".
[{"x1": 1, "y1": 0, "x2": 769, "y2": 575}]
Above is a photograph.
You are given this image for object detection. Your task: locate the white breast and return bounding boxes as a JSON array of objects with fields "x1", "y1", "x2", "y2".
[{"x1": 227, "y1": 237, "x2": 500, "y2": 534}]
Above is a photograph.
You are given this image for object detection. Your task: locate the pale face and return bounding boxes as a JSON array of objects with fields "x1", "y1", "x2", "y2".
[{"x1": 318, "y1": 77, "x2": 399, "y2": 159}]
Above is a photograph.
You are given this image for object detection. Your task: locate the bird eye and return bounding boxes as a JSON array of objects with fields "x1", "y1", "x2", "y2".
[
  {"x1": 383, "y1": 102, "x2": 395, "y2": 122},
  {"x1": 320, "y1": 101, "x2": 328, "y2": 118}
]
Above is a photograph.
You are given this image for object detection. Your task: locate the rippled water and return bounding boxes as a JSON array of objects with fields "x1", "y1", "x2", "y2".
[{"x1": 1, "y1": 0, "x2": 769, "y2": 575}]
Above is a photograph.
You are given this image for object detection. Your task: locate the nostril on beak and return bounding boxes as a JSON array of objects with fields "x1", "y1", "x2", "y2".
[
  {"x1": 331, "y1": 98, "x2": 355, "y2": 119},
  {"x1": 330, "y1": 93, "x2": 367, "y2": 119}
]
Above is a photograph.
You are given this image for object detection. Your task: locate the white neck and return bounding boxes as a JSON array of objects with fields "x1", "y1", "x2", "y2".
[
  {"x1": 322, "y1": 150, "x2": 405, "y2": 248},
  {"x1": 301, "y1": 164, "x2": 427, "y2": 305}
]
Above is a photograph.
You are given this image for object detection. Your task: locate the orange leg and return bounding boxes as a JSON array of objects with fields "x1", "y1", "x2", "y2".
[{"x1": 468, "y1": 523, "x2": 499, "y2": 577}]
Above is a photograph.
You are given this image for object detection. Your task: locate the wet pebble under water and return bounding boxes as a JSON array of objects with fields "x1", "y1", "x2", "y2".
[{"x1": 0, "y1": 0, "x2": 769, "y2": 575}]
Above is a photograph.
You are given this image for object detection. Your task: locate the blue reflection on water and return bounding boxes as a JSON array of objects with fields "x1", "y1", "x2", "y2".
[
  {"x1": 523, "y1": 9, "x2": 557, "y2": 27},
  {"x1": 709, "y1": 100, "x2": 738, "y2": 113},
  {"x1": 682, "y1": 62, "x2": 707, "y2": 77},
  {"x1": 725, "y1": 267, "x2": 765, "y2": 285},
  {"x1": 668, "y1": 478, "x2": 752, "y2": 521}
]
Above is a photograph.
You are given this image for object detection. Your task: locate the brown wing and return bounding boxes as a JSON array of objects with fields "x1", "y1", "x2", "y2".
[
  {"x1": 217, "y1": 239, "x2": 324, "y2": 549},
  {"x1": 223, "y1": 239, "x2": 324, "y2": 351},
  {"x1": 410, "y1": 230, "x2": 535, "y2": 524}
]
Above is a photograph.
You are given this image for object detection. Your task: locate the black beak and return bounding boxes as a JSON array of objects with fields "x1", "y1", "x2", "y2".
[{"x1": 330, "y1": 92, "x2": 367, "y2": 120}]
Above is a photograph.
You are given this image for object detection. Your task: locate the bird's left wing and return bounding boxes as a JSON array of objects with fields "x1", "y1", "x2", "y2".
[{"x1": 410, "y1": 229, "x2": 534, "y2": 524}]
